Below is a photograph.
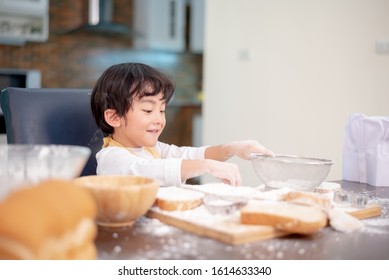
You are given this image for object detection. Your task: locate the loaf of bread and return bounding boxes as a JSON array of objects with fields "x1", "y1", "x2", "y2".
[
  {"x1": 0, "y1": 179, "x2": 97, "y2": 260},
  {"x1": 156, "y1": 186, "x2": 204, "y2": 211},
  {"x1": 240, "y1": 200, "x2": 328, "y2": 235}
]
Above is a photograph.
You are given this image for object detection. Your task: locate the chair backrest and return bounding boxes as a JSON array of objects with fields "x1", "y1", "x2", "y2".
[{"x1": 0, "y1": 87, "x2": 103, "y2": 176}]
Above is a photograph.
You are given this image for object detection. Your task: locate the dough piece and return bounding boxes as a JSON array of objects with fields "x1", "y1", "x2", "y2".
[{"x1": 327, "y1": 208, "x2": 363, "y2": 233}]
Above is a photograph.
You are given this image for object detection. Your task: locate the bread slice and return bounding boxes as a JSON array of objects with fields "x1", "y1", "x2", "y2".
[
  {"x1": 240, "y1": 200, "x2": 328, "y2": 235},
  {"x1": 156, "y1": 186, "x2": 204, "y2": 211},
  {"x1": 282, "y1": 190, "x2": 331, "y2": 210}
]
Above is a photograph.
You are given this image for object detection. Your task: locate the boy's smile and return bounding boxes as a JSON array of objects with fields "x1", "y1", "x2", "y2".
[{"x1": 147, "y1": 129, "x2": 160, "y2": 134}]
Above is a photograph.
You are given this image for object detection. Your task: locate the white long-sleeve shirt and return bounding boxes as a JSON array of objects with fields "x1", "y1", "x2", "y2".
[{"x1": 96, "y1": 142, "x2": 207, "y2": 186}]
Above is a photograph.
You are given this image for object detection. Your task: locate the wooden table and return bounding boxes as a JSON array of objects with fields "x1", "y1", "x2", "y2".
[{"x1": 95, "y1": 180, "x2": 389, "y2": 260}]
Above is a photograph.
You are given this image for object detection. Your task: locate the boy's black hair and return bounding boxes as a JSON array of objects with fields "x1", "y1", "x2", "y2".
[{"x1": 91, "y1": 62, "x2": 175, "y2": 135}]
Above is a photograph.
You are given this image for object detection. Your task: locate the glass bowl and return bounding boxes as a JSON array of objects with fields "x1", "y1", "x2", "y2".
[
  {"x1": 0, "y1": 144, "x2": 91, "y2": 199},
  {"x1": 251, "y1": 154, "x2": 333, "y2": 190}
]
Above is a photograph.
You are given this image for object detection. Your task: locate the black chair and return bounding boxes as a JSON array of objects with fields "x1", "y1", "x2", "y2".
[{"x1": 0, "y1": 87, "x2": 103, "y2": 176}]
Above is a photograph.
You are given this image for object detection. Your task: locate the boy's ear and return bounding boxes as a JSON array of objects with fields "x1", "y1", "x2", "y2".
[{"x1": 104, "y1": 109, "x2": 121, "y2": 127}]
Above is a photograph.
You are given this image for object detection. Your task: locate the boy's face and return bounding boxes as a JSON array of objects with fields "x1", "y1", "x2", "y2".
[{"x1": 115, "y1": 92, "x2": 166, "y2": 148}]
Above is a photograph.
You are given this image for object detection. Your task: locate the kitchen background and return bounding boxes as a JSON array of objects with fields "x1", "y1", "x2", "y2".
[
  {"x1": 1, "y1": 0, "x2": 389, "y2": 186},
  {"x1": 0, "y1": 0, "x2": 203, "y2": 150}
]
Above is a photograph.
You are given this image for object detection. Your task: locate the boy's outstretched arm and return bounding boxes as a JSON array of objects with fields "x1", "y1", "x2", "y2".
[{"x1": 204, "y1": 140, "x2": 274, "y2": 162}]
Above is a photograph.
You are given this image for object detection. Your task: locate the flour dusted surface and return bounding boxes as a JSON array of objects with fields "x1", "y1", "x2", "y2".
[{"x1": 157, "y1": 186, "x2": 204, "y2": 201}]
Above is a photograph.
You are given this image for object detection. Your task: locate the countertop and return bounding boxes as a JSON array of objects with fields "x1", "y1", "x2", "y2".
[{"x1": 95, "y1": 180, "x2": 389, "y2": 260}]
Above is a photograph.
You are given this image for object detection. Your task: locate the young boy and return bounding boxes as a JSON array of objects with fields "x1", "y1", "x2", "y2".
[{"x1": 91, "y1": 62, "x2": 273, "y2": 187}]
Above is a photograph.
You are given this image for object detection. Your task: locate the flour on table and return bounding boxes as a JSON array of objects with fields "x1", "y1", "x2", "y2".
[
  {"x1": 180, "y1": 183, "x2": 260, "y2": 199},
  {"x1": 157, "y1": 186, "x2": 204, "y2": 201}
]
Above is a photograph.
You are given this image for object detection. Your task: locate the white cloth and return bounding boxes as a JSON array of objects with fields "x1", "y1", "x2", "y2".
[
  {"x1": 342, "y1": 113, "x2": 389, "y2": 186},
  {"x1": 96, "y1": 141, "x2": 207, "y2": 187}
]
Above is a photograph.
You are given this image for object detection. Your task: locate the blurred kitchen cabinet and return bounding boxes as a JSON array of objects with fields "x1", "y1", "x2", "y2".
[
  {"x1": 0, "y1": 0, "x2": 48, "y2": 45},
  {"x1": 133, "y1": 0, "x2": 186, "y2": 52},
  {"x1": 0, "y1": 0, "x2": 48, "y2": 12},
  {"x1": 133, "y1": 0, "x2": 204, "y2": 53},
  {"x1": 188, "y1": 0, "x2": 204, "y2": 53}
]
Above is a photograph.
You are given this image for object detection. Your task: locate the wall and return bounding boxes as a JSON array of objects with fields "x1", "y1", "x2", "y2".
[{"x1": 202, "y1": 0, "x2": 389, "y2": 186}]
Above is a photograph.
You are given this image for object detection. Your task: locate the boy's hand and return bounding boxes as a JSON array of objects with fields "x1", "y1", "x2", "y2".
[
  {"x1": 206, "y1": 159, "x2": 242, "y2": 186},
  {"x1": 227, "y1": 140, "x2": 274, "y2": 160}
]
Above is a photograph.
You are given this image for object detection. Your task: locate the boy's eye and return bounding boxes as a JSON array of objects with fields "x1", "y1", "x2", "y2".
[{"x1": 143, "y1": 110, "x2": 152, "y2": 113}]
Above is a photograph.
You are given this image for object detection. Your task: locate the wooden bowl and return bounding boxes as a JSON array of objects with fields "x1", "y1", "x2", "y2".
[{"x1": 73, "y1": 175, "x2": 159, "y2": 228}]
